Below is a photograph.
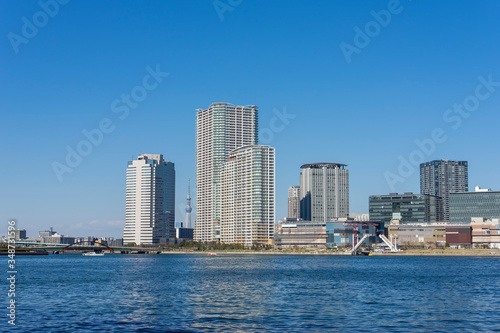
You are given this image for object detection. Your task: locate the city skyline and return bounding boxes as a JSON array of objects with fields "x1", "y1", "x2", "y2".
[{"x1": 3, "y1": 1, "x2": 500, "y2": 238}]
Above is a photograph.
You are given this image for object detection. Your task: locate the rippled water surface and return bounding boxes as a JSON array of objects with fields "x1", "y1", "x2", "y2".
[{"x1": 7, "y1": 254, "x2": 500, "y2": 332}]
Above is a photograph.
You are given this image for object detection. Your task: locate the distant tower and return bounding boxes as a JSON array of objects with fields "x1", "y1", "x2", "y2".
[
  {"x1": 186, "y1": 179, "x2": 192, "y2": 228},
  {"x1": 287, "y1": 186, "x2": 301, "y2": 219},
  {"x1": 300, "y1": 163, "x2": 349, "y2": 222}
]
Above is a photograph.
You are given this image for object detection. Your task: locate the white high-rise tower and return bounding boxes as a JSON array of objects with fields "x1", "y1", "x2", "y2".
[
  {"x1": 220, "y1": 145, "x2": 275, "y2": 246},
  {"x1": 185, "y1": 179, "x2": 192, "y2": 229},
  {"x1": 195, "y1": 103, "x2": 258, "y2": 242},
  {"x1": 123, "y1": 154, "x2": 175, "y2": 245}
]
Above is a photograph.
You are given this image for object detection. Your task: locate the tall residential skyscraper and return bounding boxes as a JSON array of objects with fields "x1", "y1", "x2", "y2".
[
  {"x1": 123, "y1": 154, "x2": 175, "y2": 245},
  {"x1": 288, "y1": 186, "x2": 300, "y2": 219},
  {"x1": 220, "y1": 145, "x2": 275, "y2": 246},
  {"x1": 185, "y1": 179, "x2": 192, "y2": 229},
  {"x1": 195, "y1": 103, "x2": 258, "y2": 242},
  {"x1": 300, "y1": 163, "x2": 349, "y2": 222},
  {"x1": 420, "y1": 160, "x2": 468, "y2": 222}
]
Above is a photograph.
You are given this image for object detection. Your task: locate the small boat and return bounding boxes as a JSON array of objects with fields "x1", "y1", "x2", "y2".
[
  {"x1": 208, "y1": 253, "x2": 217, "y2": 256},
  {"x1": 83, "y1": 252, "x2": 104, "y2": 257}
]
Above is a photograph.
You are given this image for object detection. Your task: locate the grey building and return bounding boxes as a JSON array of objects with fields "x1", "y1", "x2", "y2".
[
  {"x1": 39, "y1": 228, "x2": 55, "y2": 238},
  {"x1": 176, "y1": 227, "x2": 194, "y2": 241},
  {"x1": 420, "y1": 160, "x2": 468, "y2": 222},
  {"x1": 14, "y1": 229, "x2": 27, "y2": 241},
  {"x1": 300, "y1": 163, "x2": 349, "y2": 222},
  {"x1": 287, "y1": 186, "x2": 300, "y2": 219},
  {"x1": 112, "y1": 238, "x2": 124, "y2": 247},
  {"x1": 369, "y1": 192, "x2": 442, "y2": 225},
  {"x1": 450, "y1": 190, "x2": 500, "y2": 223},
  {"x1": 44, "y1": 234, "x2": 75, "y2": 244}
]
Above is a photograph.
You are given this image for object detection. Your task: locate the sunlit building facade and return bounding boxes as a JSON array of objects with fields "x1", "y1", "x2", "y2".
[
  {"x1": 220, "y1": 145, "x2": 275, "y2": 246},
  {"x1": 123, "y1": 154, "x2": 175, "y2": 245},
  {"x1": 195, "y1": 103, "x2": 258, "y2": 242}
]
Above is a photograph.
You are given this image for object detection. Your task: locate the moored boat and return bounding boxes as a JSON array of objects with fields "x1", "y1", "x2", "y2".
[{"x1": 83, "y1": 252, "x2": 104, "y2": 256}]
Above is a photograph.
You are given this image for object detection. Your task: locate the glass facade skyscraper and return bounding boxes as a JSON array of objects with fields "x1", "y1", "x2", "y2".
[
  {"x1": 449, "y1": 191, "x2": 500, "y2": 223},
  {"x1": 420, "y1": 160, "x2": 468, "y2": 222},
  {"x1": 369, "y1": 193, "x2": 442, "y2": 225}
]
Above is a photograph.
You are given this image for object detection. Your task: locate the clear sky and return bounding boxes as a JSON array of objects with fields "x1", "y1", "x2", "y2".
[{"x1": 2, "y1": 0, "x2": 500, "y2": 238}]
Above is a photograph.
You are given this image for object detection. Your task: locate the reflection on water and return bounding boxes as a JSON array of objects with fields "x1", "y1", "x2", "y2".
[{"x1": 13, "y1": 254, "x2": 500, "y2": 332}]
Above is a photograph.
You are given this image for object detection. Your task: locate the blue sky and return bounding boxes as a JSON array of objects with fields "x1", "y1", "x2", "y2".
[{"x1": 2, "y1": 0, "x2": 500, "y2": 238}]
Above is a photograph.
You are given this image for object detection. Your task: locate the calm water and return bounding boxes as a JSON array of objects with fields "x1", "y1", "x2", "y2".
[{"x1": 5, "y1": 254, "x2": 500, "y2": 332}]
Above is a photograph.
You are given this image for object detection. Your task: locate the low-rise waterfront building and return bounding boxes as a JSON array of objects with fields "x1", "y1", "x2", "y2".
[
  {"x1": 445, "y1": 226, "x2": 472, "y2": 247},
  {"x1": 388, "y1": 223, "x2": 447, "y2": 247},
  {"x1": 388, "y1": 222, "x2": 475, "y2": 248},
  {"x1": 275, "y1": 218, "x2": 326, "y2": 249},
  {"x1": 471, "y1": 218, "x2": 500, "y2": 248}
]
